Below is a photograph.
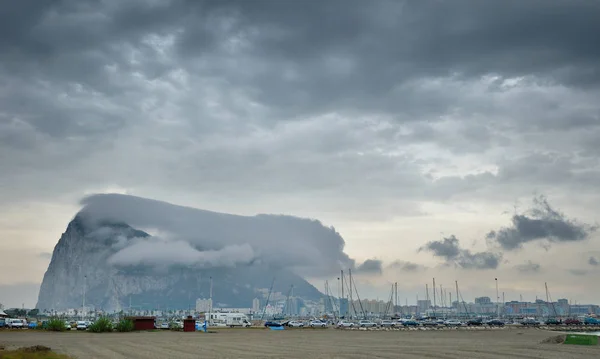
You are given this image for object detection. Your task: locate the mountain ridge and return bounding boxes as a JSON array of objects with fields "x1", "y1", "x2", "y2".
[{"x1": 36, "y1": 196, "x2": 341, "y2": 311}]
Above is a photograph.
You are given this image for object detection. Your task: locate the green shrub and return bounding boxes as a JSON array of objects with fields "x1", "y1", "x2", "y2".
[
  {"x1": 169, "y1": 321, "x2": 182, "y2": 331},
  {"x1": 115, "y1": 319, "x2": 134, "y2": 332},
  {"x1": 46, "y1": 318, "x2": 67, "y2": 332},
  {"x1": 88, "y1": 317, "x2": 113, "y2": 333},
  {"x1": 0, "y1": 346, "x2": 74, "y2": 359}
]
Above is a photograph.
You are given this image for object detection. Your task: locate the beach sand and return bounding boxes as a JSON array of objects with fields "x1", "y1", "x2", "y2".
[{"x1": 1, "y1": 328, "x2": 598, "y2": 358}]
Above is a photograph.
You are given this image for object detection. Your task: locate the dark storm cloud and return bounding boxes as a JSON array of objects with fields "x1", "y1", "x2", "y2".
[
  {"x1": 486, "y1": 196, "x2": 597, "y2": 250},
  {"x1": 590, "y1": 257, "x2": 599, "y2": 266},
  {"x1": 0, "y1": 1, "x2": 599, "y2": 229},
  {"x1": 355, "y1": 259, "x2": 383, "y2": 275},
  {"x1": 2, "y1": 0, "x2": 600, "y2": 138},
  {"x1": 514, "y1": 260, "x2": 541, "y2": 273},
  {"x1": 420, "y1": 235, "x2": 502, "y2": 270}
]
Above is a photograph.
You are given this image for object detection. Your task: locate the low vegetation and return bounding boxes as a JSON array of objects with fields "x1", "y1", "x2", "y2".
[
  {"x1": 0, "y1": 345, "x2": 73, "y2": 359},
  {"x1": 46, "y1": 318, "x2": 67, "y2": 332},
  {"x1": 115, "y1": 319, "x2": 134, "y2": 332},
  {"x1": 87, "y1": 316, "x2": 113, "y2": 333}
]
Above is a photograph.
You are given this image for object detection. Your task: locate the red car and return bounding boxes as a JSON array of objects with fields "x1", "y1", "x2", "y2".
[{"x1": 564, "y1": 318, "x2": 582, "y2": 325}]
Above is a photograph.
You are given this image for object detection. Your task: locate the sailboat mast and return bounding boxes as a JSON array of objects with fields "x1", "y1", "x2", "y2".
[
  {"x1": 340, "y1": 270, "x2": 345, "y2": 317},
  {"x1": 341, "y1": 271, "x2": 344, "y2": 301},
  {"x1": 432, "y1": 278, "x2": 436, "y2": 317},
  {"x1": 260, "y1": 277, "x2": 275, "y2": 321},
  {"x1": 395, "y1": 282, "x2": 398, "y2": 314},
  {"x1": 455, "y1": 281, "x2": 459, "y2": 318},
  {"x1": 349, "y1": 269, "x2": 353, "y2": 317},
  {"x1": 209, "y1": 276, "x2": 213, "y2": 324},
  {"x1": 82, "y1": 275, "x2": 86, "y2": 320}
]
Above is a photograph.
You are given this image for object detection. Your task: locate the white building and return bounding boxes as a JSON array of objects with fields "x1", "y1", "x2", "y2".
[
  {"x1": 252, "y1": 298, "x2": 260, "y2": 313},
  {"x1": 196, "y1": 298, "x2": 212, "y2": 313}
]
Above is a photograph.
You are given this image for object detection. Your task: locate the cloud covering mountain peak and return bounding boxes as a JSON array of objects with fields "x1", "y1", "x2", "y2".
[{"x1": 80, "y1": 193, "x2": 355, "y2": 277}]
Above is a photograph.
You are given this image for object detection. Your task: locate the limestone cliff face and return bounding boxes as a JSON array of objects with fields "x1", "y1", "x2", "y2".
[{"x1": 36, "y1": 213, "x2": 322, "y2": 311}]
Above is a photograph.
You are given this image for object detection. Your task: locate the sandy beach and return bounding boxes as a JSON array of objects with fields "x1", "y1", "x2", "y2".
[{"x1": 1, "y1": 328, "x2": 599, "y2": 359}]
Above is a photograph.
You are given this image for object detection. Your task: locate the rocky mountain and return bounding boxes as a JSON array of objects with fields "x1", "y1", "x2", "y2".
[{"x1": 35, "y1": 195, "x2": 344, "y2": 311}]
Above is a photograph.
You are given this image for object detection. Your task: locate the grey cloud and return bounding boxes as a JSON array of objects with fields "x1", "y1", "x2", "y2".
[
  {"x1": 355, "y1": 259, "x2": 383, "y2": 275},
  {"x1": 2, "y1": 0, "x2": 600, "y2": 306},
  {"x1": 108, "y1": 239, "x2": 256, "y2": 269},
  {"x1": 420, "y1": 236, "x2": 461, "y2": 261},
  {"x1": 589, "y1": 257, "x2": 599, "y2": 266},
  {"x1": 2, "y1": 0, "x2": 600, "y2": 141},
  {"x1": 514, "y1": 260, "x2": 541, "y2": 273},
  {"x1": 38, "y1": 252, "x2": 52, "y2": 260},
  {"x1": 80, "y1": 193, "x2": 354, "y2": 277},
  {"x1": 420, "y1": 235, "x2": 502, "y2": 270},
  {"x1": 487, "y1": 195, "x2": 597, "y2": 250},
  {"x1": 1, "y1": 0, "x2": 600, "y2": 214},
  {"x1": 569, "y1": 269, "x2": 588, "y2": 276},
  {"x1": 388, "y1": 260, "x2": 426, "y2": 272},
  {"x1": 456, "y1": 251, "x2": 502, "y2": 271},
  {"x1": 0, "y1": 283, "x2": 40, "y2": 308}
]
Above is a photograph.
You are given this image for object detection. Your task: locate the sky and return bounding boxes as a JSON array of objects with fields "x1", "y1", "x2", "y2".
[{"x1": 1, "y1": 0, "x2": 600, "y2": 309}]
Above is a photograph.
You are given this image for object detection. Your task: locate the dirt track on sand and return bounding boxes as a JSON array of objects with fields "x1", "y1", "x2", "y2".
[{"x1": 1, "y1": 329, "x2": 598, "y2": 359}]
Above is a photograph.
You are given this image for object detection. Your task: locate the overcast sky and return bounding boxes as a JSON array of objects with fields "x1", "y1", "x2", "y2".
[{"x1": 2, "y1": 0, "x2": 600, "y2": 309}]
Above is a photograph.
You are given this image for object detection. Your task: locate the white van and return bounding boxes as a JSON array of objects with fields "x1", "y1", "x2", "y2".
[{"x1": 7, "y1": 319, "x2": 25, "y2": 328}]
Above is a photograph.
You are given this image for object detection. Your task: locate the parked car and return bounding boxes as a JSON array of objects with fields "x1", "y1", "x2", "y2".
[
  {"x1": 264, "y1": 321, "x2": 282, "y2": 327},
  {"x1": 358, "y1": 320, "x2": 377, "y2": 328},
  {"x1": 337, "y1": 320, "x2": 355, "y2": 328},
  {"x1": 467, "y1": 319, "x2": 484, "y2": 326},
  {"x1": 486, "y1": 319, "x2": 505, "y2": 326},
  {"x1": 76, "y1": 321, "x2": 88, "y2": 330},
  {"x1": 402, "y1": 320, "x2": 419, "y2": 327},
  {"x1": 421, "y1": 320, "x2": 438, "y2": 327},
  {"x1": 309, "y1": 320, "x2": 327, "y2": 328},
  {"x1": 520, "y1": 317, "x2": 540, "y2": 326},
  {"x1": 584, "y1": 317, "x2": 600, "y2": 326},
  {"x1": 7, "y1": 319, "x2": 25, "y2": 329},
  {"x1": 380, "y1": 320, "x2": 395, "y2": 328},
  {"x1": 286, "y1": 320, "x2": 304, "y2": 327},
  {"x1": 0, "y1": 318, "x2": 5, "y2": 328},
  {"x1": 564, "y1": 318, "x2": 582, "y2": 325},
  {"x1": 444, "y1": 319, "x2": 462, "y2": 326},
  {"x1": 545, "y1": 318, "x2": 562, "y2": 325}
]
